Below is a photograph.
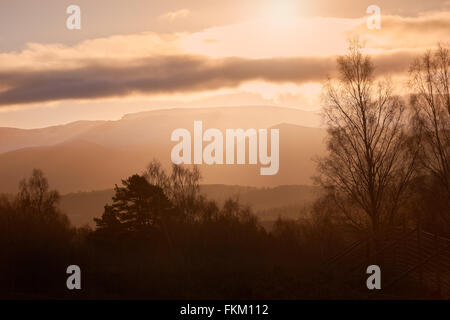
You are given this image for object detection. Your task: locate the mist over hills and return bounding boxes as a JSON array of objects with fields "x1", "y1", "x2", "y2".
[
  {"x1": 0, "y1": 106, "x2": 326, "y2": 193},
  {"x1": 61, "y1": 184, "x2": 323, "y2": 227},
  {"x1": 0, "y1": 120, "x2": 104, "y2": 154},
  {"x1": 0, "y1": 106, "x2": 322, "y2": 152}
]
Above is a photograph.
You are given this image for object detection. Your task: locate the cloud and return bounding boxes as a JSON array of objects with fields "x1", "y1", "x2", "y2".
[
  {"x1": 0, "y1": 32, "x2": 183, "y2": 72},
  {"x1": 0, "y1": 50, "x2": 419, "y2": 107},
  {"x1": 159, "y1": 9, "x2": 191, "y2": 22},
  {"x1": 351, "y1": 11, "x2": 450, "y2": 49},
  {"x1": 0, "y1": 9, "x2": 445, "y2": 108}
]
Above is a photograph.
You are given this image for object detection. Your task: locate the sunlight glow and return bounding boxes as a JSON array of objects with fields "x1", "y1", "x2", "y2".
[{"x1": 262, "y1": 0, "x2": 301, "y2": 26}]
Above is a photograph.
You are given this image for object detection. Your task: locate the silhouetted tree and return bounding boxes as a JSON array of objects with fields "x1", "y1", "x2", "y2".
[
  {"x1": 0, "y1": 169, "x2": 72, "y2": 296},
  {"x1": 145, "y1": 160, "x2": 201, "y2": 221},
  {"x1": 16, "y1": 169, "x2": 61, "y2": 221},
  {"x1": 409, "y1": 44, "x2": 450, "y2": 227},
  {"x1": 95, "y1": 174, "x2": 172, "y2": 231},
  {"x1": 317, "y1": 40, "x2": 417, "y2": 252}
]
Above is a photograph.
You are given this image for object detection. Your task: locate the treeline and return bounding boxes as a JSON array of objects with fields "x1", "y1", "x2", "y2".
[{"x1": 0, "y1": 165, "x2": 344, "y2": 299}]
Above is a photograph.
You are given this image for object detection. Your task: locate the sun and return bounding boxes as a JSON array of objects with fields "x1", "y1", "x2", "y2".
[{"x1": 262, "y1": 0, "x2": 301, "y2": 25}]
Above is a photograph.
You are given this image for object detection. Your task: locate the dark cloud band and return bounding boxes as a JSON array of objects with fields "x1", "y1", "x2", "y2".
[{"x1": 0, "y1": 52, "x2": 415, "y2": 106}]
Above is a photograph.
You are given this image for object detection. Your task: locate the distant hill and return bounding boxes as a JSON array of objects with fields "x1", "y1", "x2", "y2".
[
  {"x1": 0, "y1": 106, "x2": 322, "y2": 152},
  {"x1": 0, "y1": 106, "x2": 327, "y2": 193},
  {"x1": 0, "y1": 120, "x2": 105, "y2": 153},
  {"x1": 60, "y1": 184, "x2": 323, "y2": 227},
  {"x1": 0, "y1": 140, "x2": 160, "y2": 194}
]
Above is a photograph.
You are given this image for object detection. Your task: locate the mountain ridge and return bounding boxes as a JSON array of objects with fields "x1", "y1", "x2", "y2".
[
  {"x1": 0, "y1": 106, "x2": 322, "y2": 153},
  {"x1": 0, "y1": 106, "x2": 326, "y2": 193}
]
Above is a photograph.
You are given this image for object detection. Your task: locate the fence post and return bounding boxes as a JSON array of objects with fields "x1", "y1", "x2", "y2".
[
  {"x1": 434, "y1": 232, "x2": 442, "y2": 297},
  {"x1": 393, "y1": 231, "x2": 397, "y2": 273},
  {"x1": 366, "y1": 236, "x2": 371, "y2": 267},
  {"x1": 417, "y1": 226, "x2": 423, "y2": 284}
]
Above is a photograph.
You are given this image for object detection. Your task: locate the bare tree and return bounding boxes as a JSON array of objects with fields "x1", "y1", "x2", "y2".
[
  {"x1": 409, "y1": 44, "x2": 450, "y2": 199},
  {"x1": 317, "y1": 41, "x2": 417, "y2": 247},
  {"x1": 144, "y1": 159, "x2": 202, "y2": 221},
  {"x1": 16, "y1": 168, "x2": 60, "y2": 219}
]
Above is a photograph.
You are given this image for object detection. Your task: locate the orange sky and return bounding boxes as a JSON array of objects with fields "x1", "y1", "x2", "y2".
[{"x1": 0, "y1": 0, "x2": 449, "y2": 128}]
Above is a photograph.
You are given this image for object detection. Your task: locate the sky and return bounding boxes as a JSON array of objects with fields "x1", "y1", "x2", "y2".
[{"x1": 0, "y1": 0, "x2": 449, "y2": 128}]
